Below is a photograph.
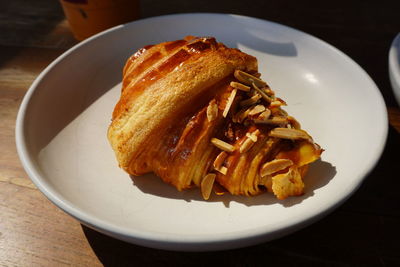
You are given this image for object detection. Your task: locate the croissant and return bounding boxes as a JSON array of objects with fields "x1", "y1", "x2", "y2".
[{"x1": 108, "y1": 36, "x2": 323, "y2": 200}]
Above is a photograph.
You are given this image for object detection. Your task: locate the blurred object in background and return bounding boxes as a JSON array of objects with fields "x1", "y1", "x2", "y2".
[
  {"x1": 59, "y1": 0, "x2": 140, "y2": 41},
  {"x1": 389, "y1": 33, "x2": 400, "y2": 107}
]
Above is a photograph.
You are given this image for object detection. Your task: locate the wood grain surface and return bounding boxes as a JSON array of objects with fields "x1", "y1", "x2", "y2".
[{"x1": 1, "y1": 0, "x2": 399, "y2": 266}]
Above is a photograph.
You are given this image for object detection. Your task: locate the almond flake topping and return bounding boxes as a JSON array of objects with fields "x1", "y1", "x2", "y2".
[
  {"x1": 240, "y1": 93, "x2": 261, "y2": 107},
  {"x1": 233, "y1": 107, "x2": 251, "y2": 123},
  {"x1": 254, "y1": 116, "x2": 288, "y2": 125},
  {"x1": 269, "y1": 100, "x2": 285, "y2": 108},
  {"x1": 240, "y1": 137, "x2": 255, "y2": 153},
  {"x1": 215, "y1": 166, "x2": 228, "y2": 175},
  {"x1": 270, "y1": 128, "x2": 311, "y2": 140},
  {"x1": 230, "y1": 81, "x2": 251, "y2": 92},
  {"x1": 201, "y1": 173, "x2": 216, "y2": 200},
  {"x1": 248, "y1": 105, "x2": 266, "y2": 116},
  {"x1": 211, "y1": 138, "x2": 235, "y2": 152},
  {"x1": 260, "y1": 159, "x2": 293, "y2": 177},
  {"x1": 240, "y1": 130, "x2": 260, "y2": 153},
  {"x1": 206, "y1": 100, "x2": 218, "y2": 122},
  {"x1": 246, "y1": 132, "x2": 256, "y2": 142},
  {"x1": 252, "y1": 82, "x2": 273, "y2": 103},
  {"x1": 265, "y1": 88, "x2": 275, "y2": 95},
  {"x1": 257, "y1": 109, "x2": 271, "y2": 121},
  {"x1": 246, "y1": 129, "x2": 260, "y2": 142},
  {"x1": 213, "y1": 183, "x2": 226, "y2": 196},
  {"x1": 213, "y1": 151, "x2": 228, "y2": 170},
  {"x1": 222, "y1": 88, "x2": 237, "y2": 118},
  {"x1": 287, "y1": 116, "x2": 301, "y2": 129},
  {"x1": 234, "y1": 70, "x2": 267, "y2": 88}
]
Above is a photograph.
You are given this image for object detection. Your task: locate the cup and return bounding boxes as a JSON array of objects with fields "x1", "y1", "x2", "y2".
[{"x1": 59, "y1": 0, "x2": 140, "y2": 41}]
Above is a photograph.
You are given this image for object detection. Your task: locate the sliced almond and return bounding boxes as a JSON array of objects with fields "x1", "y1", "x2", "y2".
[
  {"x1": 260, "y1": 159, "x2": 294, "y2": 177},
  {"x1": 213, "y1": 151, "x2": 228, "y2": 170},
  {"x1": 213, "y1": 183, "x2": 226, "y2": 195},
  {"x1": 270, "y1": 128, "x2": 311, "y2": 140},
  {"x1": 201, "y1": 173, "x2": 216, "y2": 200},
  {"x1": 269, "y1": 100, "x2": 285, "y2": 108},
  {"x1": 230, "y1": 81, "x2": 251, "y2": 92},
  {"x1": 247, "y1": 89, "x2": 258, "y2": 97},
  {"x1": 240, "y1": 136, "x2": 257, "y2": 153},
  {"x1": 215, "y1": 166, "x2": 228, "y2": 175},
  {"x1": 240, "y1": 138, "x2": 254, "y2": 153},
  {"x1": 254, "y1": 116, "x2": 288, "y2": 125},
  {"x1": 270, "y1": 100, "x2": 282, "y2": 107},
  {"x1": 287, "y1": 116, "x2": 301, "y2": 129},
  {"x1": 257, "y1": 109, "x2": 271, "y2": 121},
  {"x1": 277, "y1": 98, "x2": 287, "y2": 105},
  {"x1": 248, "y1": 104, "x2": 266, "y2": 116},
  {"x1": 253, "y1": 129, "x2": 261, "y2": 137},
  {"x1": 265, "y1": 88, "x2": 275, "y2": 95},
  {"x1": 206, "y1": 100, "x2": 218, "y2": 122},
  {"x1": 252, "y1": 83, "x2": 273, "y2": 103},
  {"x1": 222, "y1": 88, "x2": 237, "y2": 118},
  {"x1": 233, "y1": 107, "x2": 251, "y2": 123},
  {"x1": 246, "y1": 129, "x2": 260, "y2": 142},
  {"x1": 270, "y1": 107, "x2": 288, "y2": 117},
  {"x1": 240, "y1": 93, "x2": 262, "y2": 107},
  {"x1": 234, "y1": 70, "x2": 267, "y2": 88},
  {"x1": 211, "y1": 138, "x2": 235, "y2": 152},
  {"x1": 246, "y1": 132, "x2": 257, "y2": 142}
]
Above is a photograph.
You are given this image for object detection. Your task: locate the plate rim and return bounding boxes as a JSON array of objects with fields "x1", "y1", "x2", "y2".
[{"x1": 15, "y1": 13, "x2": 388, "y2": 251}]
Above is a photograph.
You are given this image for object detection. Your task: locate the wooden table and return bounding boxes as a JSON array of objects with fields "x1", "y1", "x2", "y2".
[{"x1": 1, "y1": 0, "x2": 399, "y2": 266}]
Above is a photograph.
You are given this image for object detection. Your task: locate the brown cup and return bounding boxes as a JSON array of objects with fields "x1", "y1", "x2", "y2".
[{"x1": 59, "y1": 0, "x2": 140, "y2": 41}]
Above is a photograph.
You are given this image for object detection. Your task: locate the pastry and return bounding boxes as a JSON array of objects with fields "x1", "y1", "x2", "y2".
[{"x1": 108, "y1": 36, "x2": 323, "y2": 200}]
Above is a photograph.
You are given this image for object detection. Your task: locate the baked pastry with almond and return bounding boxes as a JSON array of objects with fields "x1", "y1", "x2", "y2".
[{"x1": 108, "y1": 36, "x2": 323, "y2": 200}]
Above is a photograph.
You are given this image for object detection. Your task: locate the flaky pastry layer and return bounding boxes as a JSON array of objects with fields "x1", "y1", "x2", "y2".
[{"x1": 108, "y1": 36, "x2": 322, "y2": 199}]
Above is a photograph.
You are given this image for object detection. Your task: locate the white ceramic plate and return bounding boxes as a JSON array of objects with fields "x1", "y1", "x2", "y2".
[
  {"x1": 16, "y1": 13, "x2": 387, "y2": 251},
  {"x1": 389, "y1": 33, "x2": 400, "y2": 106}
]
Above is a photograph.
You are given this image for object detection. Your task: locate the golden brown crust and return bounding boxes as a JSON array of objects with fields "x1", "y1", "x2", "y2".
[
  {"x1": 108, "y1": 37, "x2": 257, "y2": 176},
  {"x1": 108, "y1": 36, "x2": 322, "y2": 199}
]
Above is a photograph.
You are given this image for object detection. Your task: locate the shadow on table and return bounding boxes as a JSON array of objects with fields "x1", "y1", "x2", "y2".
[
  {"x1": 81, "y1": 199, "x2": 393, "y2": 267},
  {"x1": 80, "y1": 224, "x2": 291, "y2": 266}
]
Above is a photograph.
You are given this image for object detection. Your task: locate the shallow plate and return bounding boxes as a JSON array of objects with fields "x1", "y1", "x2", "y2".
[
  {"x1": 389, "y1": 33, "x2": 400, "y2": 106},
  {"x1": 16, "y1": 13, "x2": 387, "y2": 251}
]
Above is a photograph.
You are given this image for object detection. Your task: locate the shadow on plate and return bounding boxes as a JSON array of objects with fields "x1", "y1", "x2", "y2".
[
  {"x1": 226, "y1": 15, "x2": 298, "y2": 57},
  {"x1": 130, "y1": 160, "x2": 336, "y2": 208}
]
